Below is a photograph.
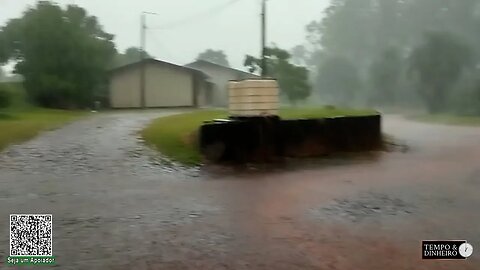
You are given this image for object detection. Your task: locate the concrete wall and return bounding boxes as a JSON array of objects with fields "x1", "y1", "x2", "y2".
[
  {"x1": 186, "y1": 62, "x2": 258, "y2": 107},
  {"x1": 200, "y1": 115, "x2": 383, "y2": 163},
  {"x1": 110, "y1": 62, "x2": 196, "y2": 108}
]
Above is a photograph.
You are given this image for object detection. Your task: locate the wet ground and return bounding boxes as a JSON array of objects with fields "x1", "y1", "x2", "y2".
[{"x1": 0, "y1": 110, "x2": 479, "y2": 269}]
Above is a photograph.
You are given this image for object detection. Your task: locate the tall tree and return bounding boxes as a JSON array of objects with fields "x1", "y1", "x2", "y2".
[
  {"x1": 0, "y1": 88, "x2": 10, "y2": 109},
  {"x1": 368, "y1": 48, "x2": 402, "y2": 106},
  {"x1": 316, "y1": 56, "x2": 362, "y2": 106},
  {"x1": 319, "y1": 0, "x2": 378, "y2": 71},
  {"x1": 408, "y1": 32, "x2": 472, "y2": 113},
  {"x1": 290, "y1": 45, "x2": 308, "y2": 66},
  {"x1": 113, "y1": 47, "x2": 151, "y2": 68},
  {"x1": 297, "y1": 0, "x2": 480, "y2": 111},
  {"x1": 196, "y1": 49, "x2": 230, "y2": 67},
  {"x1": 244, "y1": 47, "x2": 311, "y2": 104},
  {"x1": 0, "y1": 1, "x2": 115, "y2": 109}
]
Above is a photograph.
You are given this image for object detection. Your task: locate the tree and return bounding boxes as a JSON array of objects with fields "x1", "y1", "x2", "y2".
[
  {"x1": 301, "y1": 0, "x2": 401, "y2": 103},
  {"x1": 469, "y1": 79, "x2": 480, "y2": 115},
  {"x1": 448, "y1": 69, "x2": 480, "y2": 116},
  {"x1": 0, "y1": 1, "x2": 116, "y2": 109},
  {"x1": 0, "y1": 86, "x2": 10, "y2": 109},
  {"x1": 408, "y1": 32, "x2": 472, "y2": 113},
  {"x1": 368, "y1": 48, "x2": 402, "y2": 106},
  {"x1": 316, "y1": 56, "x2": 362, "y2": 106},
  {"x1": 196, "y1": 49, "x2": 230, "y2": 67},
  {"x1": 297, "y1": 0, "x2": 480, "y2": 110},
  {"x1": 113, "y1": 47, "x2": 151, "y2": 68},
  {"x1": 291, "y1": 45, "x2": 308, "y2": 66},
  {"x1": 318, "y1": 0, "x2": 378, "y2": 71},
  {"x1": 244, "y1": 46, "x2": 311, "y2": 104}
]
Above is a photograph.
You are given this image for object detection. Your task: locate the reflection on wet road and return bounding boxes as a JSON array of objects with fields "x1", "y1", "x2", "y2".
[{"x1": 0, "y1": 112, "x2": 479, "y2": 269}]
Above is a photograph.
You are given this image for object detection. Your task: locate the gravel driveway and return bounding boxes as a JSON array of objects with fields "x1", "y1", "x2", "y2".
[{"x1": 0, "y1": 111, "x2": 479, "y2": 269}]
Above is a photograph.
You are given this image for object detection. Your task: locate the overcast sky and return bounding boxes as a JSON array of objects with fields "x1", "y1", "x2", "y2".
[{"x1": 1, "y1": 0, "x2": 329, "y2": 70}]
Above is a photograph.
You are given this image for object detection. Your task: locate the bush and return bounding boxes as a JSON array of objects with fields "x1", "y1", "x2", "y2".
[{"x1": 0, "y1": 86, "x2": 11, "y2": 109}]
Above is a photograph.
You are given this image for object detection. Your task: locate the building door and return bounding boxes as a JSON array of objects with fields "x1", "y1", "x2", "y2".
[{"x1": 206, "y1": 82, "x2": 214, "y2": 106}]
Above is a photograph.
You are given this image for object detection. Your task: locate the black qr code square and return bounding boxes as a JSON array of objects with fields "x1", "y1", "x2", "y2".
[{"x1": 10, "y1": 214, "x2": 53, "y2": 256}]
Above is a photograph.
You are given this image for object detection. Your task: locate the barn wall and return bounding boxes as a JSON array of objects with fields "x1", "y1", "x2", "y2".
[
  {"x1": 186, "y1": 62, "x2": 259, "y2": 107},
  {"x1": 109, "y1": 62, "x2": 198, "y2": 108},
  {"x1": 109, "y1": 68, "x2": 141, "y2": 108},
  {"x1": 145, "y1": 62, "x2": 194, "y2": 107}
]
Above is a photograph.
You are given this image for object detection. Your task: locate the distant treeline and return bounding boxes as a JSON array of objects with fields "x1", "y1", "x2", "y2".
[
  {"x1": 292, "y1": 0, "x2": 480, "y2": 115},
  {"x1": 2, "y1": 0, "x2": 480, "y2": 114}
]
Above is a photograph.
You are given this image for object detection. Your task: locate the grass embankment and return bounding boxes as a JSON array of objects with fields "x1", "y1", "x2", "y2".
[
  {"x1": 0, "y1": 83, "x2": 87, "y2": 151},
  {"x1": 141, "y1": 107, "x2": 378, "y2": 165},
  {"x1": 409, "y1": 114, "x2": 480, "y2": 126}
]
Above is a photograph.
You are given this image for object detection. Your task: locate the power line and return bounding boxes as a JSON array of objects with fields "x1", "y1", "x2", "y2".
[
  {"x1": 147, "y1": 31, "x2": 175, "y2": 60},
  {"x1": 149, "y1": 0, "x2": 242, "y2": 30}
]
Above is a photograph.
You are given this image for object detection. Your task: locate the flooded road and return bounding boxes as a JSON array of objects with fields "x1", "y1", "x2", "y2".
[{"x1": 0, "y1": 111, "x2": 479, "y2": 269}]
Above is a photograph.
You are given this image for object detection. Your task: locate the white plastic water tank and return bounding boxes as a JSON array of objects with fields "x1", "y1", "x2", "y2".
[{"x1": 228, "y1": 79, "x2": 279, "y2": 116}]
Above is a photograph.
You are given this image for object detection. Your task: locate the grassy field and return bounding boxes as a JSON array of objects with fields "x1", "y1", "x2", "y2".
[
  {"x1": 408, "y1": 114, "x2": 480, "y2": 126},
  {"x1": 141, "y1": 107, "x2": 378, "y2": 165},
  {"x1": 0, "y1": 83, "x2": 87, "y2": 151}
]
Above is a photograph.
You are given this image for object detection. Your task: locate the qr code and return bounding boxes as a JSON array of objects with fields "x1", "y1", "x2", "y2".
[{"x1": 10, "y1": 214, "x2": 52, "y2": 256}]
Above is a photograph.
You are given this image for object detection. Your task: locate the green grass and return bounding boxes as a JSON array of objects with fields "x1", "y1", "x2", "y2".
[
  {"x1": 279, "y1": 107, "x2": 378, "y2": 119},
  {"x1": 409, "y1": 114, "x2": 480, "y2": 126},
  {"x1": 141, "y1": 107, "x2": 379, "y2": 166},
  {"x1": 0, "y1": 83, "x2": 87, "y2": 151},
  {"x1": 1, "y1": 82, "x2": 32, "y2": 110},
  {"x1": 0, "y1": 109, "x2": 87, "y2": 151}
]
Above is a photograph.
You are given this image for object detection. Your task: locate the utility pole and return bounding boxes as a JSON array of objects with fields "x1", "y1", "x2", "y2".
[
  {"x1": 139, "y1": 11, "x2": 158, "y2": 109},
  {"x1": 140, "y1": 13, "x2": 146, "y2": 109},
  {"x1": 261, "y1": 0, "x2": 267, "y2": 77}
]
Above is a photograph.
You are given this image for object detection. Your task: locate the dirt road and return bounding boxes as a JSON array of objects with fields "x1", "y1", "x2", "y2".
[{"x1": 0, "y1": 111, "x2": 479, "y2": 269}]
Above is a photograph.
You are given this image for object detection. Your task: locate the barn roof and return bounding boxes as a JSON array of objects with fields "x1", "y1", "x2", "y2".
[
  {"x1": 110, "y1": 58, "x2": 208, "y2": 78},
  {"x1": 185, "y1": 60, "x2": 259, "y2": 78}
]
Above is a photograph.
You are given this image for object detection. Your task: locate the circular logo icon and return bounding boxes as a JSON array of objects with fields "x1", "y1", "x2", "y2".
[{"x1": 459, "y1": 243, "x2": 474, "y2": 258}]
